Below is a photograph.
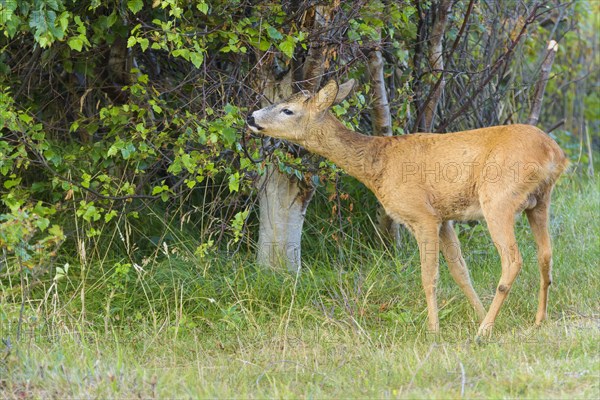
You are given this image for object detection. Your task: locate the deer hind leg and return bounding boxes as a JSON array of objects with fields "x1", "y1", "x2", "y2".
[
  {"x1": 525, "y1": 192, "x2": 553, "y2": 325},
  {"x1": 439, "y1": 221, "x2": 486, "y2": 322},
  {"x1": 411, "y1": 221, "x2": 442, "y2": 332},
  {"x1": 477, "y1": 205, "x2": 523, "y2": 338}
]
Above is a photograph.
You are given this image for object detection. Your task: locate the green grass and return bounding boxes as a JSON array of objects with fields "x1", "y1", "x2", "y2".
[{"x1": 1, "y1": 175, "x2": 598, "y2": 399}]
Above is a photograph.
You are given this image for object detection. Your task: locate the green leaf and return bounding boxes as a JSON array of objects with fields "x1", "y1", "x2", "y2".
[
  {"x1": 107, "y1": 143, "x2": 120, "y2": 157},
  {"x1": 3, "y1": 176, "x2": 21, "y2": 189},
  {"x1": 266, "y1": 26, "x2": 283, "y2": 41},
  {"x1": 221, "y1": 127, "x2": 237, "y2": 146},
  {"x1": 107, "y1": 11, "x2": 118, "y2": 27},
  {"x1": 81, "y1": 173, "x2": 91, "y2": 189},
  {"x1": 197, "y1": 1, "x2": 209, "y2": 14},
  {"x1": 127, "y1": 0, "x2": 144, "y2": 14},
  {"x1": 82, "y1": 205, "x2": 100, "y2": 222},
  {"x1": 189, "y1": 51, "x2": 204, "y2": 68},
  {"x1": 0, "y1": 1, "x2": 16, "y2": 25},
  {"x1": 29, "y1": 10, "x2": 47, "y2": 31},
  {"x1": 167, "y1": 158, "x2": 182, "y2": 175},
  {"x1": 230, "y1": 209, "x2": 249, "y2": 242},
  {"x1": 120, "y1": 142, "x2": 136, "y2": 159},
  {"x1": 138, "y1": 37, "x2": 149, "y2": 51},
  {"x1": 46, "y1": 0, "x2": 60, "y2": 11},
  {"x1": 18, "y1": 113, "x2": 33, "y2": 124},
  {"x1": 152, "y1": 183, "x2": 169, "y2": 195},
  {"x1": 228, "y1": 172, "x2": 240, "y2": 192},
  {"x1": 105, "y1": 210, "x2": 117, "y2": 223},
  {"x1": 249, "y1": 39, "x2": 272, "y2": 52},
  {"x1": 48, "y1": 225, "x2": 64, "y2": 240},
  {"x1": 279, "y1": 36, "x2": 296, "y2": 58},
  {"x1": 57, "y1": 11, "x2": 70, "y2": 32},
  {"x1": 127, "y1": 36, "x2": 137, "y2": 48},
  {"x1": 68, "y1": 36, "x2": 84, "y2": 51},
  {"x1": 151, "y1": 103, "x2": 163, "y2": 114},
  {"x1": 172, "y1": 48, "x2": 190, "y2": 60},
  {"x1": 34, "y1": 217, "x2": 50, "y2": 231},
  {"x1": 223, "y1": 104, "x2": 238, "y2": 114}
]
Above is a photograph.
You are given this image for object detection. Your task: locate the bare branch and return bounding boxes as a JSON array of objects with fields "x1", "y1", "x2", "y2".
[{"x1": 527, "y1": 40, "x2": 559, "y2": 126}]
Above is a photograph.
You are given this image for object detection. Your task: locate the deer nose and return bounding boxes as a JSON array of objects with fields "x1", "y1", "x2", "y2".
[{"x1": 246, "y1": 113, "x2": 263, "y2": 131}]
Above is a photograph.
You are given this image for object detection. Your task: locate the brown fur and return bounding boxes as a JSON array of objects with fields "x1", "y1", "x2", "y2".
[{"x1": 248, "y1": 80, "x2": 568, "y2": 337}]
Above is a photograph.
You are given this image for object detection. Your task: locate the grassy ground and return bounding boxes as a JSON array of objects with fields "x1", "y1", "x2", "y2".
[{"x1": 1, "y1": 175, "x2": 598, "y2": 398}]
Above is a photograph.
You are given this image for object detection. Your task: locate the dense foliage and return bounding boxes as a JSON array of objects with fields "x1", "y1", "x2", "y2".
[{"x1": 0, "y1": 0, "x2": 598, "y2": 280}]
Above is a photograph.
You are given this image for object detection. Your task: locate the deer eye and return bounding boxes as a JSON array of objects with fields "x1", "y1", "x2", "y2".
[{"x1": 281, "y1": 108, "x2": 294, "y2": 115}]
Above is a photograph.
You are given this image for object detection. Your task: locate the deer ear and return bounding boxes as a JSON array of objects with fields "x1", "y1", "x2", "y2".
[
  {"x1": 334, "y1": 79, "x2": 355, "y2": 104},
  {"x1": 311, "y1": 80, "x2": 339, "y2": 113}
]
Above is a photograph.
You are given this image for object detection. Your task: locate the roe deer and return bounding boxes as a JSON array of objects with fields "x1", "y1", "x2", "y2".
[{"x1": 247, "y1": 79, "x2": 568, "y2": 338}]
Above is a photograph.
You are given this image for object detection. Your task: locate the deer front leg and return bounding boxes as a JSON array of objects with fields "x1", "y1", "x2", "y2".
[{"x1": 413, "y1": 222, "x2": 442, "y2": 333}]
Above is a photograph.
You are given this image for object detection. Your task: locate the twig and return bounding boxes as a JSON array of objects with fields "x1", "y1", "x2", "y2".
[
  {"x1": 527, "y1": 40, "x2": 559, "y2": 126},
  {"x1": 546, "y1": 118, "x2": 565, "y2": 134},
  {"x1": 436, "y1": 2, "x2": 546, "y2": 132},
  {"x1": 414, "y1": 0, "x2": 473, "y2": 132}
]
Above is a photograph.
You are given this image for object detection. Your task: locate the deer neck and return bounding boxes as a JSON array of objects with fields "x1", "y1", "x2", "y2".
[{"x1": 301, "y1": 115, "x2": 385, "y2": 188}]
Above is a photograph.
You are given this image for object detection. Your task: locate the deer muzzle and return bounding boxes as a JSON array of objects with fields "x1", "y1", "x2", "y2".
[{"x1": 246, "y1": 113, "x2": 263, "y2": 132}]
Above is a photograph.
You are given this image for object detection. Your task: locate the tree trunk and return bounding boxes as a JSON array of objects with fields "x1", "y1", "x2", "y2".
[
  {"x1": 255, "y1": 3, "x2": 335, "y2": 272},
  {"x1": 422, "y1": 0, "x2": 452, "y2": 132},
  {"x1": 300, "y1": 5, "x2": 330, "y2": 91},
  {"x1": 255, "y1": 68, "x2": 307, "y2": 273},
  {"x1": 367, "y1": 48, "x2": 401, "y2": 245},
  {"x1": 256, "y1": 168, "x2": 314, "y2": 273},
  {"x1": 527, "y1": 40, "x2": 558, "y2": 126}
]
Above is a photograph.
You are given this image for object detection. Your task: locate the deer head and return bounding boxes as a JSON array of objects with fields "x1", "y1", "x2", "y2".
[{"x1": 246, "y1": 79, "x2": 355, "y2": 142}]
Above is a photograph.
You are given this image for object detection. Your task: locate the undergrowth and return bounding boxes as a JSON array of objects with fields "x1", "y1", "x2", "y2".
[{"x1": 0, "y1": 174, "x2": 598, "y2": 398}]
